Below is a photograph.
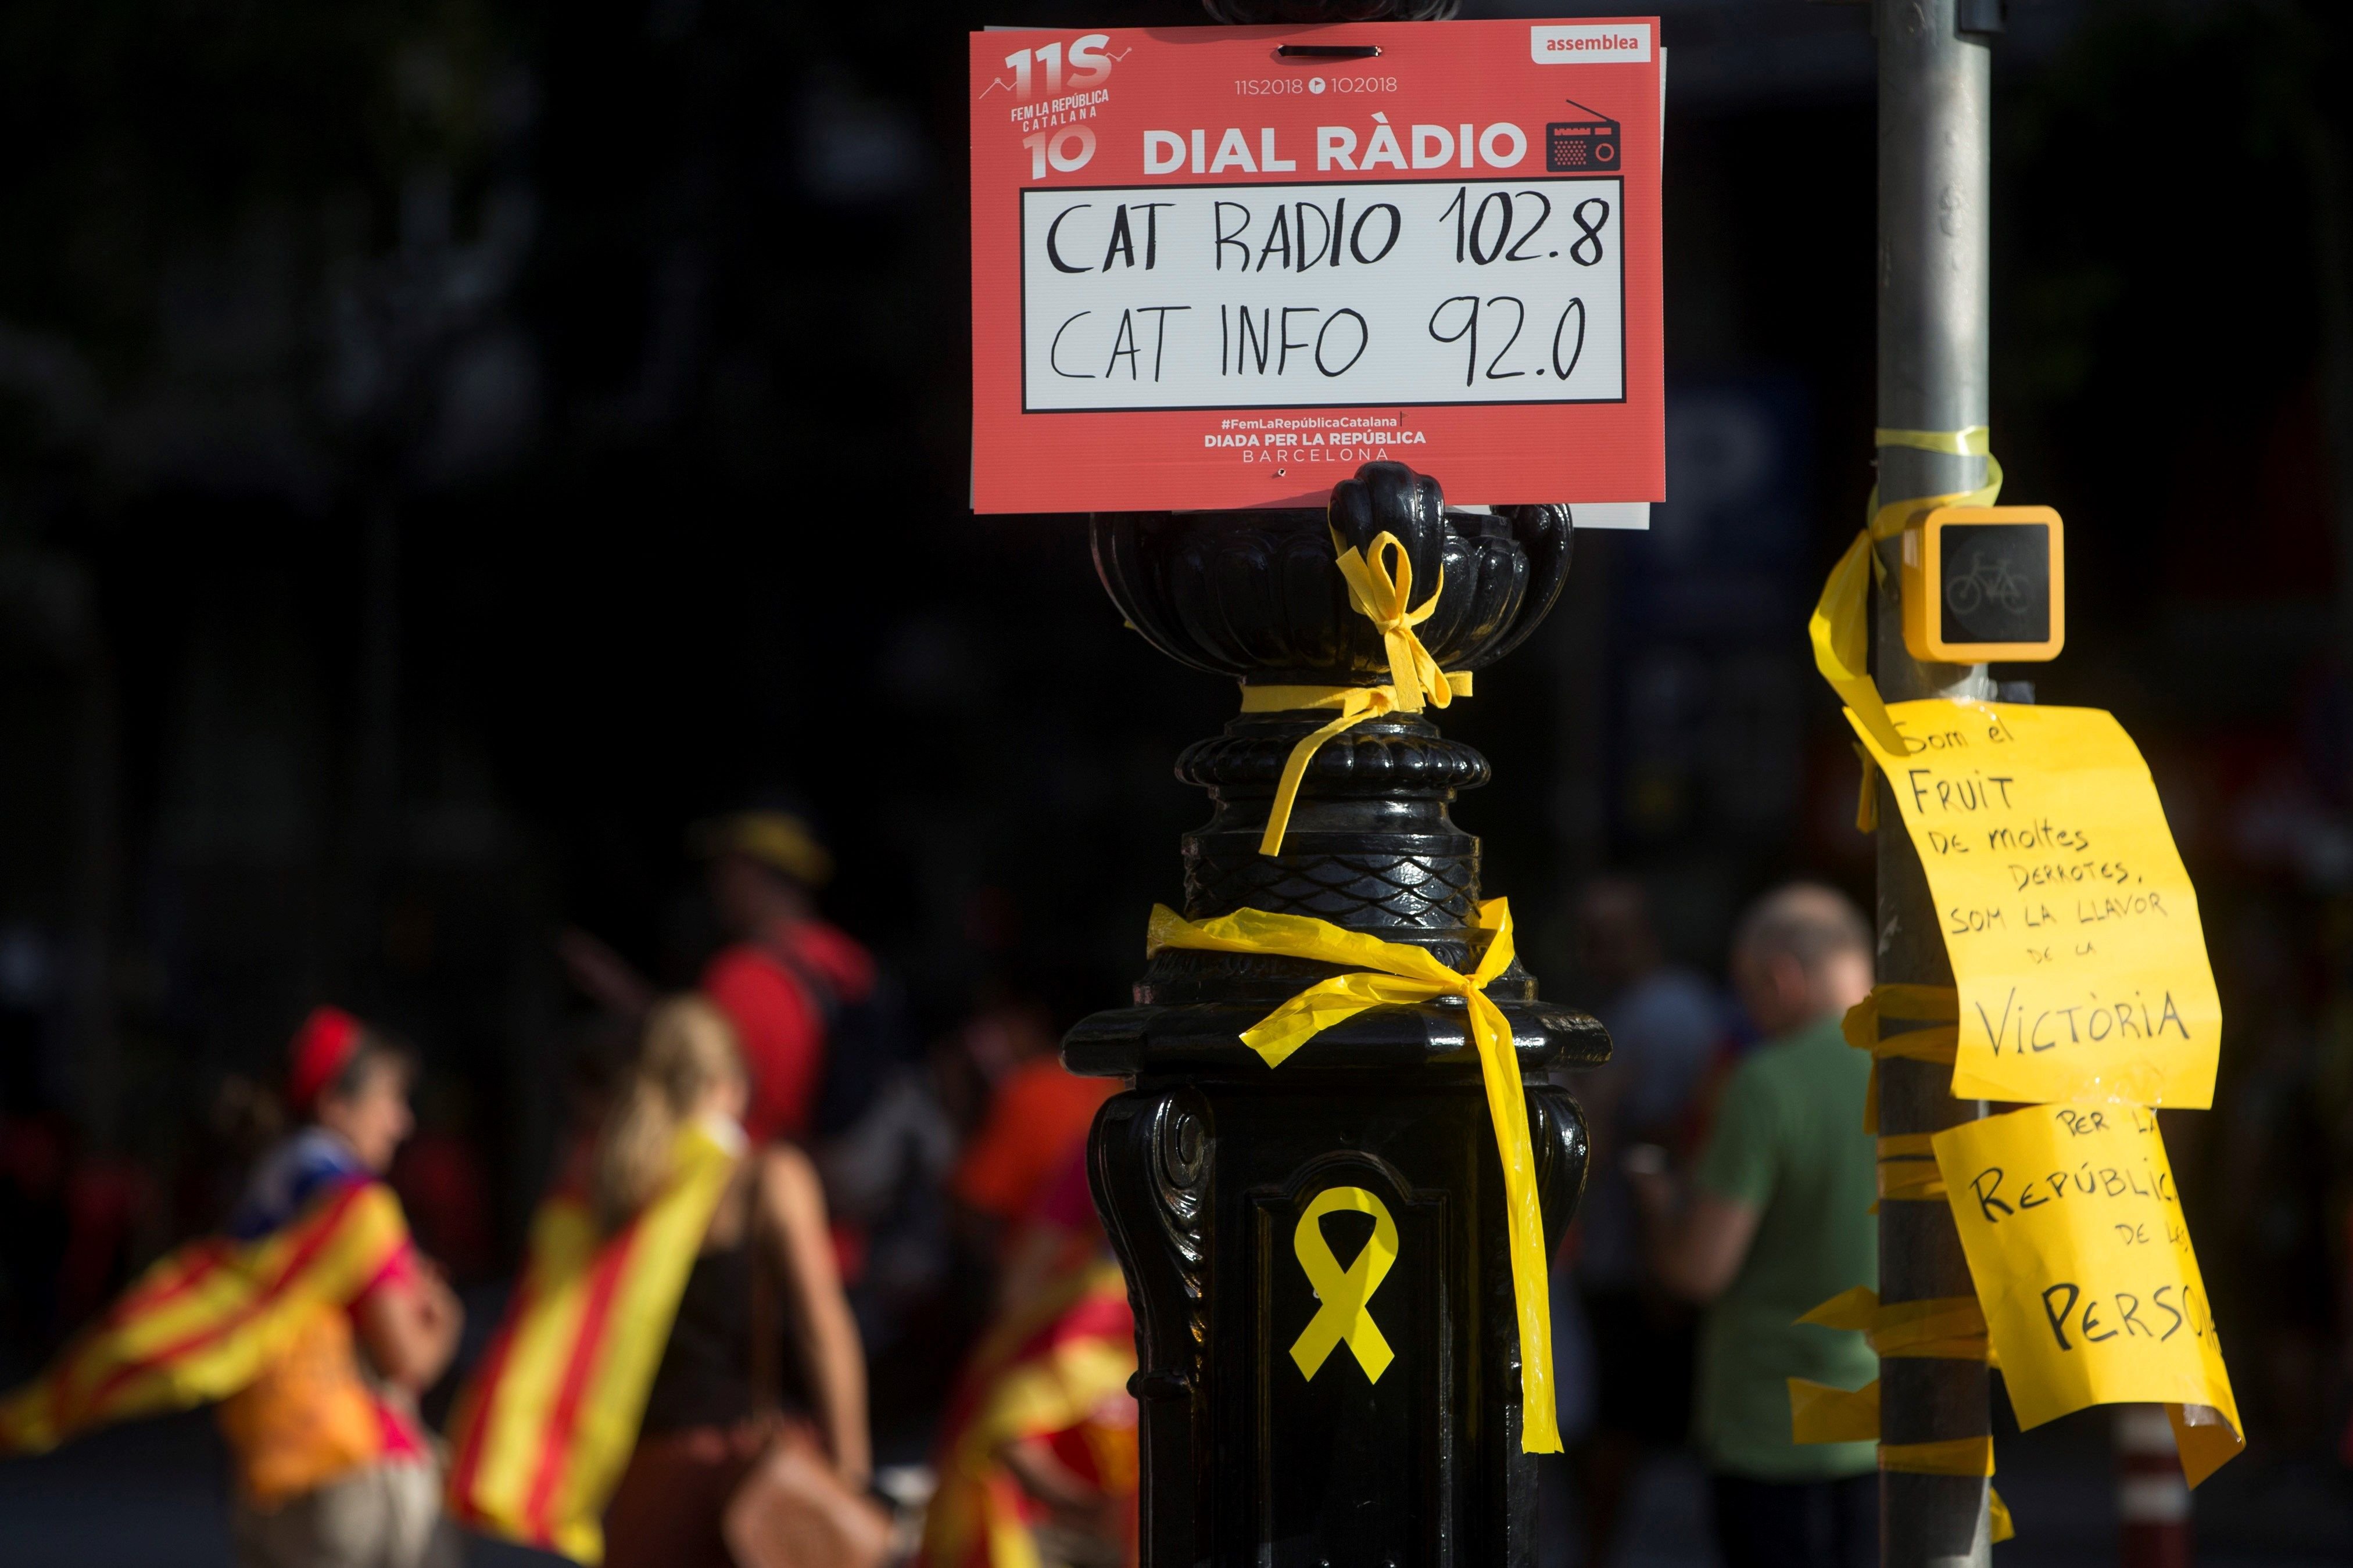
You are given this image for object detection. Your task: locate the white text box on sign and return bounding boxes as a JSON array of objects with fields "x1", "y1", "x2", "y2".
[{"x1": 1020, "y1": 178, "x2": 1625, "y2": 413}]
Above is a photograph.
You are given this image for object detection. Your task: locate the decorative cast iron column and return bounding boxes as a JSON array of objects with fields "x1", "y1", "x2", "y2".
[{"x1": 1067, "y1": 460, "x2": 1608, "y2": 1567}]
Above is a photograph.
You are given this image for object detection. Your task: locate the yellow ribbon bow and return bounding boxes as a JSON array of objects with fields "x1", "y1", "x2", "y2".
[
  {"x1": 1145, "y1": 896, "x2": 1563, "y2": 1454},
  {"x1": 1333, "y1": 528, "x2": 1449, "y2": 713},
  {"x1": 1245, "y1": 528, "x2": 1469, "y2": 858},
  {"x1": 1808, "y1": 427, "x2": 2003, "y2": 759}
]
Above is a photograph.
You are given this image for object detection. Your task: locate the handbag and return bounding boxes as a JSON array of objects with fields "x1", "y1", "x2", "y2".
[
  {"x1": 722, "y1": 1421, "x2": 892, "y2": 1568},
  {"x1": 720, "y1": 1173, "x2": 892, "y2": 1568}
]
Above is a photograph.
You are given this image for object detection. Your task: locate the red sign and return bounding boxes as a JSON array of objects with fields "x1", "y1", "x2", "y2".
[{"x1": 969, "y1": 19, "x2": 1664, "y2": 515}]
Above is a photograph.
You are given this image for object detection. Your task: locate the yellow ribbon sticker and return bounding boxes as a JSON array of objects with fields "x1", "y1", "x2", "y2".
[
  {"x1": 1145, "y1": 897, "x2": 1562, "y2": 1453},
  {"x1": 1846, "y1": 699, "x2": 2221, "y2": 1107},
  {"x1": 1929, "y1": 1103, "x2": 2242, "y2": 1485},
  {"x1": 1290, "y1": 1186, "x2": 1400, "y2": 1383}
]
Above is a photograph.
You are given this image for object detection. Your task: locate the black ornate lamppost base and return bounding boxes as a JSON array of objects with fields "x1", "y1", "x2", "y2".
[{"x1": 1066, "y1": 463, "x2": 1608, "y2": 1567}]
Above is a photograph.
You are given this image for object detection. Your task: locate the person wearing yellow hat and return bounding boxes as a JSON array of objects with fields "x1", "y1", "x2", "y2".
[{"x1": 690, "y1": 810, "x2": 882, "y2": 1149}]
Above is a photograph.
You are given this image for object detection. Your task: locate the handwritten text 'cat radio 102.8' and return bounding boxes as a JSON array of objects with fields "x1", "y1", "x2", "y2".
[{"x1": 1019, "y1": 177, "x2": 1624, "y2": 413}]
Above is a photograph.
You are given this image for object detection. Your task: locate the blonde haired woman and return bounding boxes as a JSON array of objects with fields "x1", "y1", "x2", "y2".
[
  {"x1": 598, "y1": 998, "x2": 869, "y2": 1566},
  {"x1": 447, "y1": 998, "x2": 869, "y2": 1567}
]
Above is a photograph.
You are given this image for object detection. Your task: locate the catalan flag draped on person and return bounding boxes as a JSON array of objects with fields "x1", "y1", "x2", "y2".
[
  {"x1": 442, "y1": 1117, "x2": 741, "y2": 1565},
  {"x1": 920, "y1": 1252, "x2": 1140, "y2": 1568},
  {"x1": 0, "y1": 1172, "x2": 411, "y2": 1455}
]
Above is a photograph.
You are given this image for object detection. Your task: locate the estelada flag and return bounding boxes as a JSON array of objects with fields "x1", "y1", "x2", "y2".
[
  {"x1": 0, "y1": 1178, "x2": 410, "y2": 1453},
  {"x1": 443, "y1": 1118, "x2": 741, "y2": 1565}
]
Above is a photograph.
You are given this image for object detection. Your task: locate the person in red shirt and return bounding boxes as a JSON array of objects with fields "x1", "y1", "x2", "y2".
[
  {"x1": 691, "y1": 809, "x2": 879, "y2": 1148},
  {"x1": 947, "y1": 997, "x2": 1113, "y2": 1249}
]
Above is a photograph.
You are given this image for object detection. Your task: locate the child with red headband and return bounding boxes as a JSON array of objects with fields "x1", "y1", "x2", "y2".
[
  {"x1": 216, "y1": 1007, "x2": 465, "y2": 1568},
  {"x1": 0, "y1": 1007, "x2": 463, "y2": 1568}
]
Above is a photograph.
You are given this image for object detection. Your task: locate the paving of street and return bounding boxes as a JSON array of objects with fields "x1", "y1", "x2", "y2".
[{"x1": 6, "y1": 1398, "x2": 2347, "y2": 1568}]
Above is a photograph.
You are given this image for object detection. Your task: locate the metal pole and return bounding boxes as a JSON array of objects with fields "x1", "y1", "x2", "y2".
[{"x1": 1873, "y1": 0, "x2": 1994, "y2": 1563}]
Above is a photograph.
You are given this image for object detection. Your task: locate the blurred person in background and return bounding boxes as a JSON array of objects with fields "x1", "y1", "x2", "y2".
[
  {"x1": 1, "y1": 1007, "x2": 464, "y2": 1568},
  {"x1": 816, "y1": 1029, "x2": 958, "y2": 1404},
  {"x1": 445, "y1": 997, "x2": 871, "y2": 1568},
  {"x1": 1563, "y1": 874, "x2": 1728, "y2": 1562},
  {"x1": 219, "y1": 1012, "x2": 464, "y2": 1568},
  {"x1": 947, "y1": 984, "x2": 1114, "y2": 1264},
  {"x1": 600, "y1": 998, "x2": 871, "y2": 1566},
  {"x1": 1630, "y1": 884, "x2": 1878, "y2": 1568},
  {"x1": 691, "y1": 801, "x2": 935, "y2": 1433},
  {"x1": 921, "y1": 1142, "x2": 1137, "y2": 1568},
  {"x1": 560, "y1": 808, "x2": 912, "y2": 1277},
  {"x1": 694, "y1": 808, "x2": 896, "y2": 1149},
  {"x1": 387, "y1": 1072, "x2": 495, "y2": 1289},
  {"x1": 180, "y1": 1075, "x2": 289, "y2": 1264},
  {"x1": 557, "y1": 806, "x2": 897, "y2": 1149}
]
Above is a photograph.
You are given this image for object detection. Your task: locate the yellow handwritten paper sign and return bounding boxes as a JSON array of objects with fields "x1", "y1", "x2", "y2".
[
  {"x1": 1931, "y1": 1103, "x2": 2241, "y2": 1484},
  {"x1": 1846, "y1": 700, "x2": 2220, "y2": 1107}
]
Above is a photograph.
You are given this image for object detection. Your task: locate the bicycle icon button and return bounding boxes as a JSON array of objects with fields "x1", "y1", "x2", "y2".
[{"x1": 1901, "y1": 505, "x2": 2065, "y2": 663}]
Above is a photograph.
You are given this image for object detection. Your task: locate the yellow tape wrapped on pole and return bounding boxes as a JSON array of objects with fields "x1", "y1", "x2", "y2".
[
  {"x1": 1840, "y1": 984, "x2": 1960, "y2": 1136},
  {"x1": 1249, "y1": 528, "x2": 1468, "y2": 858},
  {"x1": 1842, "y1": 990, "x2": 1960, "y2": 1223},
  {"x1": 1796, "y1": 1284, "x2": 1994, "y2": 1364},
  {"x1": 1873, "y1": 1132, "x2": 1947, "y2": 1211},
  {"x1": 1145, "y1": 896, "x2": 1562, "y2": 1453},
  {"x1": 1787, "y1": 1286, "x2": 2013, "y2": 1542},
  {"x1": 1808, "y1": 426, "x2": 2003, "y2": 768},
  {"x1": 1784, "y1": 1406, "x2": 2013, "y2": 1542}
]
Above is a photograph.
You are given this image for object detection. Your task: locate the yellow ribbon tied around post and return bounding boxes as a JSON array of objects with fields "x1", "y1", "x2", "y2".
[
  {"x1": 1788, "y1": 1286, "x2": 2014, "y2": 1544},
  {"x1": 1247, "y1": 529, "x2": 1469, "y2": 858},
  {"x1": 1808, "y1": 426, "x2": 2003, "y2": 758},
  {"x1": 1145, "y1": 896, "x2": 1562, "y2": 1454},
  {"x1": 1337, "y1": 528, "x2": 1448, "y2": 707},
  {"x1": 1244, "y1": 675, "x2": 1473, "y2": 856},
  {"x1": 1842, "y1": 982, "x2": 1960, "y2": 1135},
  {"x1": 1290, "y1": 1186, "x2": 1399, "y2": 1383}
]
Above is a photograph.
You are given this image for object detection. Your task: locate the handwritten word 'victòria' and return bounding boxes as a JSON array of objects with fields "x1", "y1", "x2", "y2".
[{"x1": 1972, "y1": 985, "x2": 2193, "y2": 1056}]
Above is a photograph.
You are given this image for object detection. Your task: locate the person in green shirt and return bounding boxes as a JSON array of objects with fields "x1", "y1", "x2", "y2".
[{"x1": 1631, "y1": 882, "x2": 1878, "y2": 1568}]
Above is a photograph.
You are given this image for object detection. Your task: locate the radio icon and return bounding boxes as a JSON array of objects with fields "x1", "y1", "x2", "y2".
[{"x1": 1545, "y1": 99, "x2": 1620, "y2": 173}]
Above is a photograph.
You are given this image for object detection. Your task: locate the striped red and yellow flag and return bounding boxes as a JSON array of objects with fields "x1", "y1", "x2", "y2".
[
  {"x1": 921, "y1": 1253, "x2": 1138, "y2": 1568},
  {"x1": 0, "y1": 1179, "x2": 410, "y2": 1455},
  {"x1": 443, "y1": 1120, "x2": 739, "y2": 1565}
]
